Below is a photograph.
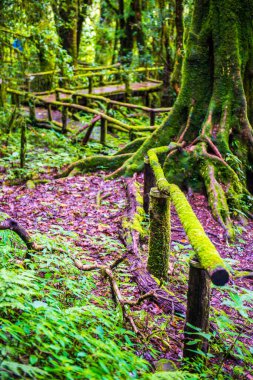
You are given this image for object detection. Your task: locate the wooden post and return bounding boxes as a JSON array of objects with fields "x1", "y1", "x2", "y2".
[
  {"x1": 56, "y1": 90, "x2": 60, "y2": 101},
  {"x1": 47, "y1": 104, "x2": 52, "y2": 121},
  {"x1": 88, "y1": 77, "x2": 93, "y2": 93},
  {"x1": 147, "y1": 187, "x2": 171, "y2": 280},
  {"x1": 145, "y1": 92, "x2": 150, "y2": 107},
  {"x1": 183, "y1": 259, "x2": 211, "y2": 360},
  {"x1": 150, "y1": 110, "x2": 155, "y2": 126},
  {"x1": 62, "y1": 106, "x2": 68, "y2": 134},
  {"x1": 29, "y1": 99, "x2": 36, "y2": 123},
  {"x1": 99, "y1": 75, "x2": 104, "y2": 86},
  {"x1": 20, "y1": 119, "x2": 26, "y2": 168},
  {"x1": 11, "y1": 92, "x2": 15, "y2": 105},
  {"x1": 0, "y1": 80, "x2": 6, "y2": 107},
  {"x1": 100, "y1": 118, "x2": 108, "y2": 145},
  {"x1": 72, "y1": 94, "x2": 78, "y2": 104},
  {"x1": 13, "y1": 93, "x2": 20, "y2": 108},
  {"x1": 82, "y1": 124, "x2": 95, "y2": 146},
  {"x1": 123, "y1": 73, "x2": 131, "y2": 102},
  {"x1": 143, "y1": 156, "x2": 156, "y2": 214},
  {"x1": 26, "y1": 77, "x2": 31, "y2": 92}
]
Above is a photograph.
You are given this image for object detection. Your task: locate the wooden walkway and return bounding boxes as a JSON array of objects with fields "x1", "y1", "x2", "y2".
[
  {"x1": 38, "y1": 81, "x2": 162, "y2": 103},
  {"x1": 76, "y1": 80, "x2": 162, "y2": 96}
]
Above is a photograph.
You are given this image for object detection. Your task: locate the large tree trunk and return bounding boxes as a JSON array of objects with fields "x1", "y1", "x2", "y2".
[
  {"x1": 112, "y1": 0, "x2": 253, "y2": 236},
  {"x1": 62, "y1": 0, "x2": 253, "y2": 236}
]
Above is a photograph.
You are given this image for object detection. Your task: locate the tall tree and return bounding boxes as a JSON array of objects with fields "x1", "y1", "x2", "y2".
[
  {"x1": 105, "y1": 0, "x2": 145, "y2": 65},
  {"x1": 170, "y1": 0, "x2": 184, "y2": 93},
  {"x1": 111, "y1": 0, "x2": 253, "y2": 236},
  {"x1": 52, "y1": 0, "x2": 92, "y2": 66}
]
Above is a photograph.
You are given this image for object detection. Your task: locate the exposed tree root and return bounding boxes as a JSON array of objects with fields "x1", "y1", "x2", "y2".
[
  {"x1": 0, "y1": 216, "x2": 43, "y2": 252},
  {"x1": 75, "y1": 257, "x2": 154, "y2": 336},
  {"x1": 55, "y1": 153, "x2": 132, "y2": 178},
  {"x1": 113, "y1": 137, "x2": 146, "y2": 156},
  {"x1": 201, "y1": 163, "x2": 233, "y2": 238},
  {"x1": 0, "y1": 213, "x2": 66, "y2": 257}
]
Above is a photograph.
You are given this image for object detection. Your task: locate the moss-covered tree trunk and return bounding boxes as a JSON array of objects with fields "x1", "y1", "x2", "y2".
[
  {"x1": 113, "y1": 0, "x2": 253, "y2": 236},
  {"x1": 170, "y1": 0, "x2": 184, "y2": 94}
]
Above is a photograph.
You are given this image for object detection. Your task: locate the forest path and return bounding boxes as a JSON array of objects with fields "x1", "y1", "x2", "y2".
[
  {"x1": 1, "y1": 173, "x2": 253, "y2": 284},
  {"x1": 1, "y1": 173, "x2": 253, "y2": 363}
]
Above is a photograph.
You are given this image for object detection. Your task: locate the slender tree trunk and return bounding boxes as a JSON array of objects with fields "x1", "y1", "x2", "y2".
[
  {"x1": 118, "y1": 0, "x2": 144, "y2": 65},
  {"x1": 171, "y1": 0, "x2": 184, "y2": 93},
  {"x1": 53, "y1": 0, "x2": 92, "y2": 66}
]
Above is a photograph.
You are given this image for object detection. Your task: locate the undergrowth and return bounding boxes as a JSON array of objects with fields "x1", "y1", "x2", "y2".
[
  {"x1": 0, "y1": 230, "x2": 149, "y2": 379},
  {"x1": 0, "y1": 106, "x2": 168, "y2": 183},
  {"x1": 0, "y1": 107, "x2": 253, "y2": 379}
]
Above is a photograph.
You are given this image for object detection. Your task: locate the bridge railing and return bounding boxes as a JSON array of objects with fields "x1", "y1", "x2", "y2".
[
  {"x1": 6, "y1": 88, "x2": 170, "y2": 145},
  {"x1": 143, "y1": 147, "x2": 230, "y2": 359},
  {"x1": 16, "y1": 65, "x2": 164, "y2": 95},
  {"x1": 24, "y1": 70, "x2": 59, "y2": 93},
  {"x1": 58, "y1": 65, "x2": 164, "y2": 92},
  {"x1": 55, "y1": 88, "x2": 171, "y2": 126}
]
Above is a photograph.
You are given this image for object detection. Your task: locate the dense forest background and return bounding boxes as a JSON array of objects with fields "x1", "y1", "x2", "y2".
[{"x1": 0, "y1": 0, "x2": 253, "y2": 379}]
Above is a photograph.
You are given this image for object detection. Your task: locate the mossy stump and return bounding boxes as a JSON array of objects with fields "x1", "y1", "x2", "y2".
[
  {"x1": 147, "y1": 187, "x2": 170, "y2": 280},
  {"x1": 183, "y1": 259, "x2": 211, "y2": 360}
]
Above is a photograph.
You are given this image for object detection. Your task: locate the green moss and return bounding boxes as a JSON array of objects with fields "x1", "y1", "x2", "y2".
[
  {"x1": 148, "y1": 149, "x2": 227, "y2": 273},
  {"x1": 113, "y1": 137, "x2": 146, "y2": 156},
  {"x1": 59, "y1": 153, "x2": 132, "y2": 178}
]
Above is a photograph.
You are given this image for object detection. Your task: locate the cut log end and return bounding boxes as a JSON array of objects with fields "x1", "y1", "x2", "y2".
[{"x1": 209, "y1": 267, "x2": 230, "y2": 286}]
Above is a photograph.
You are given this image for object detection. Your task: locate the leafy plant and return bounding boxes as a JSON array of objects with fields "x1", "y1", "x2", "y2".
[{"x1": 0, "y1": 233, "x2": 149, "y2": 379}]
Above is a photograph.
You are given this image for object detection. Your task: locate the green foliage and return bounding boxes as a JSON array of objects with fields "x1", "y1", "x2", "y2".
[
  {"x1": 149, "y1": 371, "x2": 199, "y2": 380},
  {"x1": 0, "y1": 233, "x2": 149, "y2": 379}
]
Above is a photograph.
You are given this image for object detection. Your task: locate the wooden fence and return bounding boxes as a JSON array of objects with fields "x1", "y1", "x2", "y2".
[
  {"x1": 143, "y1": 151, "x2": 230, "y2": 359},
  {"x1": 21, "y1": 65, "x2": 164, "y2": 94},
  {"x1": 7, "y1": 88, "x2": 171, "y2": 146}
]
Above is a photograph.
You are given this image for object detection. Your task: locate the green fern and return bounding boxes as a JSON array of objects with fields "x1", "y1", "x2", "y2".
[{"x1": 0, "y1": 269, "x2": 39, "y2": 312}]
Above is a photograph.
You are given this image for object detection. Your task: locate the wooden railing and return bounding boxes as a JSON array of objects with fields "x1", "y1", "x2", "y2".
[
  {"x1": 24, "y1": 70, "x2": 58, "y2": 93},
  {"x1": 7, "y1": 88, "x2": 171, "y2": 146},
  {"x1": 143, "y1": 148, "x2": 230, "y2": 359},
  {"x1": 21, "y1": 65, "x2": 164, "y2": 94},
  {"x1": 55, "y1": 88, "x2": 171, "y2": 126}
]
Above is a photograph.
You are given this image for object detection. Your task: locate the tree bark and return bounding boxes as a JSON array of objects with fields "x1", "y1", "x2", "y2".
[{"x1": 170, "y1": 0, "x2": 184, "y2": 94}]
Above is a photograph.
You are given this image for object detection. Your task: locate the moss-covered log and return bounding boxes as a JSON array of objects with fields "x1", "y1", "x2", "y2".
[
  {"x1": 147, "y1": 148, "x2": 229, "y2": 286},
  {"x1": 55, "y1": 153, "x2": 132, "y2": 178}
]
